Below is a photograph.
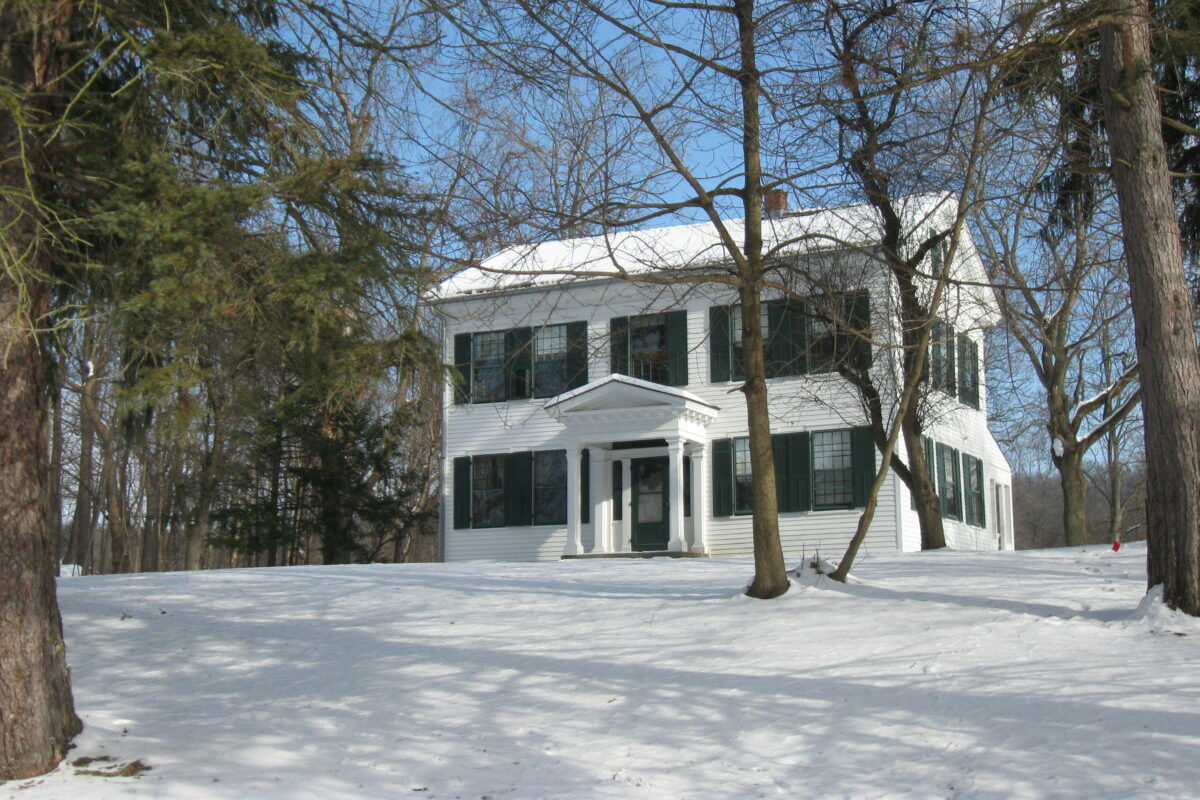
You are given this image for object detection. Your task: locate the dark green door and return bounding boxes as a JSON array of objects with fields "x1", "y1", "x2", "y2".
[{"x1": 631, "y1": 456, "x2": 669, "y2": 551}]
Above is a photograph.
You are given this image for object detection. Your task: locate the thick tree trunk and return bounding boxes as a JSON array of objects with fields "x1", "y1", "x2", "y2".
[
  {"x1": 736, "y1": 0, "x2": 788, "y2": 599},
  {"x1": 49, "y1": 372, "x2": 64, "y2": 571},
  {"x1": 185, "y1": 512, "x2": 210, "y2": 571},
  {"x1": 902, "y1": 419, "x2": 946, "y2": 549},
  {"x1": 1053, "y1": 442, "x2": 1089, "y2": 547},
  {"x1": 740, "y1": 280, "x2": 789, "y2": 598},
  {"x1": 1101, "y1": 0, "x2": 1200, "y2": 614},
  {"x1": 0, "y1": 6, "x2": 82, "y2": 777}
]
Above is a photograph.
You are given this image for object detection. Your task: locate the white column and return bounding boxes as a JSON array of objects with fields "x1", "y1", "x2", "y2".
[
  {"x1": 691, "y1": 446, "x2": 707, "y2": 554},
  {"x1": 620, "y1": 458, "x2": 632, "y2": 552},
  {"x1": 668, "y1": 441, "x2": 686, "y2": 552},
  {"x1": 565, "y1": 444, "x2": 582, "y2": 556},
  {"x1": 591, "y1": 449, "x2": 610, "y2": 553}
]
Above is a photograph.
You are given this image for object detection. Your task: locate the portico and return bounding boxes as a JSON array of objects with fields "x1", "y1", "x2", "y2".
[{"x1": 544, "y1": 374, "x2": 719, "y2": 557}]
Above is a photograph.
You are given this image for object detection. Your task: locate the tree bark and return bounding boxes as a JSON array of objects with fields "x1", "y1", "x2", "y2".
[
  {"x1": 1054, "y1": 445, "x2": 1089, "y2": 547},
  {"x1": 0, "y1": 3, "x2": 82, "y2": 778},
  {"x1": 1100, "y1": 0, "x2": 1200, "y2": 614},
  {"x1": 902, "y1": 418, "x2": 946, "y2": 550},
  {"x1": 736, "y1": 0, "x2": 788, "y2": 599}
]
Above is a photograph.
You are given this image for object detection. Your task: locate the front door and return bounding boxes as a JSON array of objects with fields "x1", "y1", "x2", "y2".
[{"x1": 631, "y1": 456, "x2": 669, "y2": 551}]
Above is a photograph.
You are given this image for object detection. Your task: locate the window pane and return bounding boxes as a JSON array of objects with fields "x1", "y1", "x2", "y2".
[
  {"x1": 534, "y1": 324, "x2": 569, "y2": 397},
  {"x1": 938, "y1": 444, "x2": 961, "y2": 519},
  {"x1": 636, "y1": 461, "x2": 665, "y2": 523},
  {"x1": 734, "y1": 437, "x2": 753, "y2": 513},
  {"x1": 630, "y1": 314, "x2": 669, "y2": 384},
  {"x1": 813, "y1": 430, "x2": 852, "y2": 508},
  {"x1": 472, "y1": 455, "x2": 505, "y2": 527},
  {"x1": 533, "y1": 450, "x2": 567, "y2": 525},
  {"x1": 473, "y1": 332, "x2": 506, "y2": 402}
]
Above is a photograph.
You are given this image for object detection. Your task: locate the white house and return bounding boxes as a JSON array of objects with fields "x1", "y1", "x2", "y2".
[{"x1": 429, "y1": 194, "x2": 1014, "y2": 562}]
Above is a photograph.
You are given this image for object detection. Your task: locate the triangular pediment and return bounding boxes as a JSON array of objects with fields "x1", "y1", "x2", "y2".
[{"x1": 545, "y1": 374, "x2": 717, "y2": 415}]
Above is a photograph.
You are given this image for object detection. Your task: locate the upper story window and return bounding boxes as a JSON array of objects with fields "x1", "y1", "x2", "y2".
[
  {"x1": 630, "y1": 314, "x2": 669, "y2": 384},
  {"x1": 710, "y1": 291, "x2": 870, "y2": 383},
  {"x1": 957, "y1": 335, "x2": 980, "y2": 409},
  {"x1": 610, "y1": 310, "x2": 688, "y2": 386},
  {"x1": 927, "y1": 321, "x2": 981, "y2": 410},
  {"x1": 453, "y1": 322, "x2": 587, "y2": 404},
  {"x1": 533, "y1": 325, "x2": 570, "y2": 398},
  {"x1": 472, "y1": 332, "x2": 507, "y2": 403}
]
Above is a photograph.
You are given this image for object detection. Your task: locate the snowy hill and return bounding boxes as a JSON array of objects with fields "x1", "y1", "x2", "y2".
[{"x1": 6, "y1": 544, "x2": 1199, "y2": 799}]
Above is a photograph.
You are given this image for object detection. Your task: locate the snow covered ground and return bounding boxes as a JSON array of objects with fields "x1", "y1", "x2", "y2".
[{"x1": 6, "y1": 543, "x2": 1200, "y2": 799}]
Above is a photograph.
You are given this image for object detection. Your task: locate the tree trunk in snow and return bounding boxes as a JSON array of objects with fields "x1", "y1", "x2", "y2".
[
  {"x1": 1100, "y1": 0, "x2": 1200, "y2": 614},
  {"x1": 1053, "y1": 439, "x2": 1089, "y2": 547},
  {"x1": 0, "y1": 4, "x2": 82, "y2": 778}
]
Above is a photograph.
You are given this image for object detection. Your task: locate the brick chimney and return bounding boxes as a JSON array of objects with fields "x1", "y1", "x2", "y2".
[{"x1": 763, "y1": 188, "x2": 788, "y2": 220}]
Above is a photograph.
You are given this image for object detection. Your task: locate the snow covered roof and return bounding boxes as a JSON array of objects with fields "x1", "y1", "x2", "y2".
[{"x1": 432, "y1": 193, "x2": 959, "y2": 300}]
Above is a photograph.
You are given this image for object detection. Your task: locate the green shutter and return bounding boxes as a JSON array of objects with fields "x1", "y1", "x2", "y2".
[
  {"x1": 453, "y1": 333, "x2": 472, "y2": 404},
  {"x1": 851, "y1": 426, "x2": 876, "y2": 508},
  {"x1": 792, "y1": 432, "x2": 811, "y2": 512},
  {"x1": 712, "y1": 439, "x2": 733, "y2": 517},
  {"x1": 975, "y1": 458, "x2": 986, "y2": 528},
  {"x1": 962, "y1": 452, "x2": 976, "y2": 526},
  {"x1": 506, "y1": 328, "x2": 532, "y2": 400},
  {"x1": 610, "y1": 317, "x2": 629, "y2": 376},
  {"x1": 666, "y1": 310, "x2": 688, "y2": 386},
  {"x1": 505, "y1": 452, "x2": 533, "y2": 526},
  {"x1": 951, "y1": 449, "x2": 963, "y2": 519},
  {"x1": 566, "y1": 321, "x2": 588, "y2": 389},
  {"x1": 772, "y1": 432, "x2": 805, "y2": 513},
  {"x1": 958, "y1": 335, "x2": 979, "y2": 408},
  {"x1": 453, "y1": 456, "x2": 472, "y2": 528},
  {"x1": 849, "y1": 292, "x2": 871, "y2": 370},
  {"x1": 923, "y1": 436, "x2": 935, "y2": 487},
  {"x1": 580, "y1": 449, "x2": 591, "y2": 524},
  {"x1": 767, "y1": 301, "x2": 794, "y2": 377},
  {"x1": 772, "y1": 434, "x2": 788, "y2": 510},
  {"x1": 710, "y1": 305, "x2": 731, "y2": 383},
  {"x1": 937, "y1": 443, "x2": 962, "y2": 519}
]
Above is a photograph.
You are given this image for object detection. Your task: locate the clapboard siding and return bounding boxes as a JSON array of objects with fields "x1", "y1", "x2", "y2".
[{"x1": 437, "y1": 270, "x2": 1012, "y2": 561}]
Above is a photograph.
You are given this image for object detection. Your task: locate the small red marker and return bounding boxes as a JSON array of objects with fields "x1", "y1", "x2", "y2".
[{"x1": 1112, "y1": 541, "x2": 1122, "y2": 552}]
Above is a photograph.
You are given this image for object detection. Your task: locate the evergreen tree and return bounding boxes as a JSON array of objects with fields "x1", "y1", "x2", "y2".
[{"x1": 2, "y1": 0, "x2": 434, "y2": 777}]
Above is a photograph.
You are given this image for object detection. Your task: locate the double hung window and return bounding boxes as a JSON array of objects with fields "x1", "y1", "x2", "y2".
[
  {"x1": 533, "y1": 325, "x2": 570, "y2": 399},
  {"x1": 470, "y1": 455, "x2": 505, "y2": 528},
  {"x1": 732, "y1": 438, "x2": 753, "y2": 514},
  {"x1": 533, "y1": 450, "x2": 567, "y2": 525},
  {"x1": 629, "y1": 314, "x2": 669, "y2": 384},
  {"x1": 454, "y1": 323, "x2": 587, "y2": 404},
  {"x1": 812, "y1": 430, "x2": 854, "y2": 509},
  {"x1": 936, "y1": 442, "x2": 963, "y2": 520},
  {"x1": 610, "y1": 310, "x2": 688, "y2": 386},
  {"x1": 471, "y1": 332, "x2": 507, "y2": 403}
]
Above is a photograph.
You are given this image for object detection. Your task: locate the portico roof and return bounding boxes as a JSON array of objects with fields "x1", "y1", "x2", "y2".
[{"x1": 544, "y1": 373, "x2": 718, "y2": 418}]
